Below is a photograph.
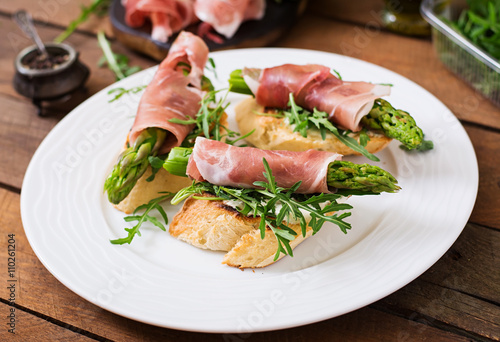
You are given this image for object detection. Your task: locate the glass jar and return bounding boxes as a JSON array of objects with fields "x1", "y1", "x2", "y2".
[{"x1": 381, "y1": 0, "x2": 431, "y2": 36}]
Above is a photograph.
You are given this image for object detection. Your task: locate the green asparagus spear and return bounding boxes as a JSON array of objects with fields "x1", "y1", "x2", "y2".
[
  {"x1": 104, "y1": 128, "x2": 167, "y2": 204},
  {"x1": 228, "y1": 70, "x2": 433, "y2": 152},
  {"x1": 361, "y1": 99, "x2": 433, "y2": 151},
  {"x1": 327, "y1": 160, "x2": 400, "y2": 195},
  {"x1": 164, "y1": 147, "x2": 399, "y2": 195},
  {"x1": 228, "y1": 69, "x2": 253, "y2": 95}
]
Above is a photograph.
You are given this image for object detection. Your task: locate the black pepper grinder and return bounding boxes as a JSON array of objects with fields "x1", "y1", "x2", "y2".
[{"x1": 12, "y1": 10, "x2": 90, "y2": 116}]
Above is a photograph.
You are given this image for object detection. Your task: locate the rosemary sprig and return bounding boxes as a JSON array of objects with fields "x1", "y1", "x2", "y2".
[
  {"x1": 283, "y1": 94, "x2": 380, "y2": 161},
  {"x1": 111, "y1": 192, "x2": 174, "y2": 245},
  {"x1": 171, "y1": 159, "x2": 353, "y2": 261},
  {"x1": 54, "y1": 0, "x2": 111, "y2": 43}
]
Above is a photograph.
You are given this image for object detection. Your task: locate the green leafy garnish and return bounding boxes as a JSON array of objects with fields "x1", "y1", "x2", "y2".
[
  {"x1": 54, "y1": 0, "x2": 111, "y2": 43},
  {"x1": 452, "y1": 0, "x2": 500, "y2": 60},
  {"x1": 107, "y1": 85, "x2": 147, "y2": 102},
  {"x1": 283, "y1": 94, "x2": 380, "y2": 161},
  {"x1": 97, "y1": 31, "x2": 142, "y2": 80},
  {"x1": 171, "y1": 159, "x2": 353, "y2": 260},
  {"x1": 169, "y1": 89, "x2": 253, "y2": 147},
  {"x1": 110, "y1": 192, "x2": 174, "y2": 245}
]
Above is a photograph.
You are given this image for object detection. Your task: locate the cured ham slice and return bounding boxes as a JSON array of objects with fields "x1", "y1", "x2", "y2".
[
  {"x1": 128, "y1": 31, "x2": 209, "y2": 154},
  {"x1": 194, "y1": 0, "x2": 266, "y2": 38},
  {"x1": 186, "y1": 137, "x2": 342, "y2": 193},
  {"x1": 242, "y1": 64, "x2": 391, "y2": 132},
  {"x1": 123, "y1": 0, "x2": 197, "y2": 42}
]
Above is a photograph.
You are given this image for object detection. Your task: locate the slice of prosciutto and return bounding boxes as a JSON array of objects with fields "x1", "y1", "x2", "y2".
[
  {"x1": 242, "y1": 64, "x2": 391, "y2": 132},
  {"x1": 186, "y1": 137, "x2": 342, "y2": 193},
  {"x1": 128, "y1": 31, "x2": 209, "y2": 154},
  {"x1": 123, "y1": 0, "x2": 197, "y2": 42},
  {"x1": 194, "y1": 0, "x2": 266, "y2": 38}
]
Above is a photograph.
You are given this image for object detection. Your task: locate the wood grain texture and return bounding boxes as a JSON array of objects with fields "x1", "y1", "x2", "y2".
[
  {"x1": 0, "y1": 0, "x2": 113, "y2": 37},
  {"x1": 0, "y1": 302, "x2": 97, "y2": 342},
  {"x1": 0, "y1": 184, "x2": 497, "y2": 341},
  {"x1": 465, "y1": 125, "x2": 500, "y2": 228}
]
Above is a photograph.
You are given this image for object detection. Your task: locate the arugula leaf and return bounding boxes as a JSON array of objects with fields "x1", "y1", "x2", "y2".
[
  {"x1": 171, "y1": 158, "x2": 353, "y2": 261},
  {"x1": 170, "y1": 89, "x2": 253, "y2": 146},
  {"x1": 107, "y1": 85, "x2": 147, "y2": 102},
  {"x1": 110, "y1": 192, "x2": 174, "y2": 245},
  {"x1": 97, "y1": 31, "x2": 142, "y2": 80},
  {"x1": 283, "y1": 94, "x2": 380, "y2": 161},
  {"x1": 454, "y1": 0, "x2": 500, "y2": 60},
  {"x1": 54, "y1": 0, "x2": 111, "y2": 43}
]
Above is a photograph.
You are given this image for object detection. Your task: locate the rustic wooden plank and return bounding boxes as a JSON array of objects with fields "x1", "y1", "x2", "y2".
[
  {"x1": 0, "y1": 301, "x2": 96, "y2": 341},
  {"x1": 0, "y1": 96, "x2": 62, "y2": 189},
  {"x1": 465, "y1": 125, "x2": 500, "y2": 228},
  {"x1": 275, "y1": 14, "x2": 500, "y2": 130},
  {"x1": 375, "y1": 278, "x2": 500, "y2": 341},
  {"x1": 1, "y1": 185, "x2": 497, "y2": 340},
  {"x1": 0, "y1": 0, "x2": 112, "y2": 37},
  {"x1": 420, "y1": 223, "x2": 500, "y2": 308}
]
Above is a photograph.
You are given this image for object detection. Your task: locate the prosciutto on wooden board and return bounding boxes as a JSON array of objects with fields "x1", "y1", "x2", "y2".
[
  {"x1": 128, "y1": 31, "x2": 208, "y2": 154},
  {"x1": 124, "y1": 0, "x2": 265, "y2": 42},
  {"x1": 123, "y1": 0, "x2": 197, "y2": 42},
  {"x1": 186, "y1": 137, "x2": 342, "y2": 193},
  {"x1": 242, "y1": 64, "x2": 391, "y2": 132},
  {"x1": 194, "y1": 0, "x2": 266, "y2": 38}
]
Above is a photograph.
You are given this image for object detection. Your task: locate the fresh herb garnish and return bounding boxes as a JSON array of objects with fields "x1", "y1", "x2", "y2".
[
  {"x1": 54, "y1": 0, "x2": 111, "y2": 43},
  {"x1": 169, "y1": 89, "x2": 253, "y2": 146},
  {"x1": 111, "y1": 192, "x2": 174, "y2": 245},
  {"x1": 171, "y1": 158, "x2": 353, "y2": 260},
  {"x1": 107, "y1": 85, "x2": 147, "y2": 102},
  {"x1": 283, "y1": 94, "x2": 380, "y2": 161},
  {"x1": 97, "y1": 31, "x2": 142, "y2": 80},
  {"x1": 452, "y1": 0, "x2": 500, "y2": 60},
  {"x1": 205, "y1": 57, "x2": 218, "y2": 80}
]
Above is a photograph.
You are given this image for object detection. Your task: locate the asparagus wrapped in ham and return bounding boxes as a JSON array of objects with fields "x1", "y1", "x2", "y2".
[
  {"x1": 104, "y1": 31, "x2": 210, "y2": 204},
  {"x1": 229, "y1": 65, "x2": 433, "y2": 151},
  {"x1": 166, "y1": 137, "x2": 400, "y2": 195}
]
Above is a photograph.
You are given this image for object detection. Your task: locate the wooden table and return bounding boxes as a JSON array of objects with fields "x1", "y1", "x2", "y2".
[{"x1": 0, "y1": 1, "x2": 499, "y2": 341}]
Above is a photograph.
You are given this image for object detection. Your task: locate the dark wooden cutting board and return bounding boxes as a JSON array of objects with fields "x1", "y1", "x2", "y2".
[{"x1": 110, "y1": 0, "x2": 307, "y2": 60}]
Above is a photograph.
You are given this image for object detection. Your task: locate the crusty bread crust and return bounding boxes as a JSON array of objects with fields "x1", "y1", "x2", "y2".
[
  {"x1": 223, "y1": 223, "x2": 312, "y2": 268},
  {"x1": 170, "y1": 194, "x2": 260, "y2": 251},
  {"x1": 170, "y1": 194, "x2": 312, "y2": 268},
  {"x1": 114, "y1": 167, "x2": 192, "y2": 214},
  {"x1": 235, "y1": 97, "x2": 392, "y2": 155}
]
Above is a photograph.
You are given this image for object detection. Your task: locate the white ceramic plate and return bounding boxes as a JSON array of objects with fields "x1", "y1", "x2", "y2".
[{"x1": 21, "y1": 48, "x2": 478, "y2": 333}]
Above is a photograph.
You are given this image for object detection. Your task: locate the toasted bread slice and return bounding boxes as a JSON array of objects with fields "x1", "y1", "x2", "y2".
[
  {"x1": 115, "y1": 167, "x2": 192, "y2": 214},
  {"x1": 235, "y1": 97, "x2": 392, "y2": 155},
  {"x1": 223, "y1": 223, "x2": 312, "y2": 268},
  {"x1": 170, "y1": 194, "x2": 312, "y2": 268},
  {"x1": 170, "y1": 194, "x2": 261, "y2": 251}
]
